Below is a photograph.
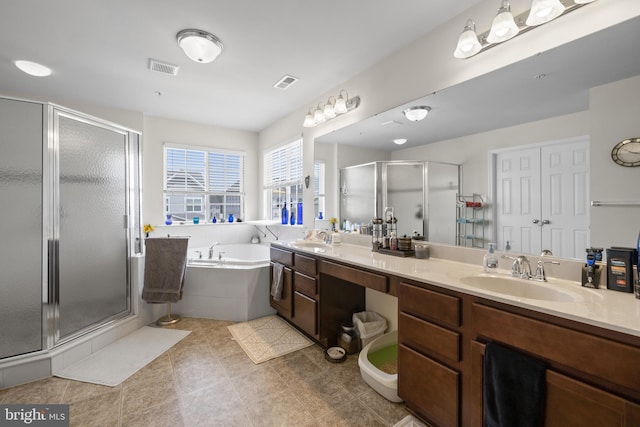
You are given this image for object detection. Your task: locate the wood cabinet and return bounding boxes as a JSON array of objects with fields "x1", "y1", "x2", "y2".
[
  {"x1": 398, "y1": 282, "x2": 462, "y2": 426},
  {"x1": 399, "y1": 280, "x2": 640, "y2": 427},
  {"x1": 270, "y1": 246, "x2": 365, "y2": 345},
  {"x1": 271, "y1": 244, "x2": 640, "y2": 427}
]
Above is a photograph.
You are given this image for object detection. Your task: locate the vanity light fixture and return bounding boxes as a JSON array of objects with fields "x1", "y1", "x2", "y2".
[
  {"x1": 454, "y1": 19, "x2": 482, "y2": 59},
  {"x1": 302, "y1": 90, "x2": 360, "y2": 128},
  {"x1": 403, "y1": 106, "x2": 431, "y2": 122},
  {"x1": 177, "y1": 29, "x2": 224, "y2": 63},
  {"x1": 487, "y1": 1, "x2": 519, "y2": 43},
  {"x1": 454, "y1": 0, "x2": 598, "y2": 59},
  {"x1": 15, "y1": 60, "x2": 52, "y2": 77},
  {"x1": 526, "y1": 0, "x2": 565, "y2": 26},
  {"x1": 393, "y1": 139, "x2": 408, "y2": 145}
]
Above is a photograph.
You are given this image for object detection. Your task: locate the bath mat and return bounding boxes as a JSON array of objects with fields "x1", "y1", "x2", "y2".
[
  {"x1": 227, "y1": 315, "x2": 313, "y2": 364},
  {"x1": 53, "y1": 326, "x2": 190, "y2": 386}
]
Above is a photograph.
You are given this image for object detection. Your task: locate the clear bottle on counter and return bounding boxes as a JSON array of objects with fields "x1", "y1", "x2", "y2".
[{"x1": 483, "y1": 243, "x2": 499, "y2": 272}]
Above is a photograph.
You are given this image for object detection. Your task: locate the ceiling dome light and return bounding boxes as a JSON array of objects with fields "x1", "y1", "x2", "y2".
[
  {"x1": 177, "y1": 29, "x2": 223, "y2": 63},
  {"x1": 15, "y1": 60, "x2": 52, "y2": 77},
  {"x1": 403, "y1": 106, "x2": 431, "y2": 122},
  {"x1": 487, "y1": 1, "x2": 520, "y2": 43},
  {"x1": 526, "y1": 0, "x2": 565, "y2": 26},
  {"x1": 454, "y1": 19, "x2": 482, "y2": 59},
  {"x1": 393, "y1": 139, "x2": 407, "y2": 145}
]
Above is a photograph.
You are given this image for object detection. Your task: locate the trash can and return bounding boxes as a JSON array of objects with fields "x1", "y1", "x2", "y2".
[{"x1": 352, "y1": 311, "x2": 388, "y2": 348}]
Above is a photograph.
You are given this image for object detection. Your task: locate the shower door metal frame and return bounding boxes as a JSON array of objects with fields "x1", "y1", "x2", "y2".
[{"x1": 45, "y1": 104, "x2": 138, "y2": 348}]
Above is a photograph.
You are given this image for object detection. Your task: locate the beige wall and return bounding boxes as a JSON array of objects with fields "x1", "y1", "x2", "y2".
[{"x1": 141, "y1": 115, "x2": 259, "y2": 225}]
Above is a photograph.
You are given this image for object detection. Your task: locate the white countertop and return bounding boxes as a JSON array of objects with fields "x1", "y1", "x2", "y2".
[{"x1": 274, "y1": 241, "x2": 640, "y2": 339}]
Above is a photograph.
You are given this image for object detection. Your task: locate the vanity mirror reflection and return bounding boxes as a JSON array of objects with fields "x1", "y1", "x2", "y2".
[{"x1": 316, "y1": 16, "x2": 640, "y2": 260}]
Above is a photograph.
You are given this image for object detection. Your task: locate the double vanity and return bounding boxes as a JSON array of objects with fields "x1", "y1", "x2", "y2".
[{"x1": 270, "y1": 240, "x2": 640, "y2": 427}]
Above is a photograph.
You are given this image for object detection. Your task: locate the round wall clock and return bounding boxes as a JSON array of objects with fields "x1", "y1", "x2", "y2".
[{"x1": 611, "y1": 137, "x2": 640, "y2": 167}]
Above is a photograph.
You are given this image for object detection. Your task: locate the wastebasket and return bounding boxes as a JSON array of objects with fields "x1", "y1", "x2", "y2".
[{"x1": 352, "y1": 311, "x2": 388, "y2": 348}]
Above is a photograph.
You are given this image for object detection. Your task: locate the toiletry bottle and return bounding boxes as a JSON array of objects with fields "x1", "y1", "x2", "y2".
[
  {"x1": 483, "y1": 243, "x2": 498, "y2": 273},
  {"x1": 297, "y1": 199, "x2": 303, "y2": 224},
  {"x1": 289, "y1": 202, "x2": 295, "y2": 225},
  {"x1": 281, "y1": 203, "x2": 288, "y2": 225}
]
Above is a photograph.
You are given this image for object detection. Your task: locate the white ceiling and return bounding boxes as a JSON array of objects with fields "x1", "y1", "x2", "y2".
[
  {"x1": 0, "y1": 0, "x2": 483, "y2": 132},
  {"x1": 316, "y1": 15, "x2": 640, "y2": 151}
]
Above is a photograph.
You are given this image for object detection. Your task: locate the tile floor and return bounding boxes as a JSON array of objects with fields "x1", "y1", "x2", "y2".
[{"x1": 0, "y1": 317, "x2": 415, "y2": 427}]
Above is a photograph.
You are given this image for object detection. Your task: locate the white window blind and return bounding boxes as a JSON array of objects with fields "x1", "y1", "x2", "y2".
[
  {"x1": 164, "y1": 145, "x2": 244, "y2": 222},
  {"x1": 264, "y1": 138, "x2": 303, "y2": 189}
]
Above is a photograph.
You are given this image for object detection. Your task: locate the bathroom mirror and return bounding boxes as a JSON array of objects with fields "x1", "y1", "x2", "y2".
[{"x1": 316, "y1": 16, "x2": 640, "y2": 260}]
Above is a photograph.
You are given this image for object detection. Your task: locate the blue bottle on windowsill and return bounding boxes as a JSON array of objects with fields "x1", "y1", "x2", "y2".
[
  {"x1": 228, "y1": 213, "x2": 234, "y2": 223},
  {"x1": 289, "y1": 205, "x2": 295, "y2": 225},
  {"x1": 281, "y1": 204, "x2": 288, "y2": 225},
  {"x1": 297, "y1": 200, "x2": 303, "y2": 225}
]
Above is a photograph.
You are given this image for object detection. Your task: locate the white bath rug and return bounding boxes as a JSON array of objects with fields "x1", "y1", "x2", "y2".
[
  {"x1": 53, "y1": 326, "x2": 190, "y2": 387},
  {"x1": 393, "y1": 415, "x2": 428, "y2": 427},
  {"x1": 227, "y1": 315, "x2": 314, "y2": 364}
]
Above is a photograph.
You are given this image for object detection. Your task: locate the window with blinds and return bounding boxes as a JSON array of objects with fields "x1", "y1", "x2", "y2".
[
  {"x1": 164, "y1": 145, "x2": 244, "y2": 222},
  {"x1": 263, "y1": 137, "x2": 303, "y2": 221}
]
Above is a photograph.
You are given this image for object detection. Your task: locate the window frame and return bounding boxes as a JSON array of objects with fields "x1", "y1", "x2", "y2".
[
  {"x1": 163, "y1": 143, "x2": 245, "y2": 222},
  {"x1": 263, "y1": 136, "x2": 303, "y2": 221}
]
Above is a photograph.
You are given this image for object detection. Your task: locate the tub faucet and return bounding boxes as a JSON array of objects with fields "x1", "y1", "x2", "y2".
[{"x1": 209, "y1": 242, "x2": 220, "y2": 259}]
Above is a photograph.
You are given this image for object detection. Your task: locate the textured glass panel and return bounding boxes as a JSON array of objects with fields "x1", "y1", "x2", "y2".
[
  {"x1": 0, "y1": 99, "x2": 43, "y2": 358},
  {"x1": 58, "y1": 114, "x2": 128, "y2": 339}
]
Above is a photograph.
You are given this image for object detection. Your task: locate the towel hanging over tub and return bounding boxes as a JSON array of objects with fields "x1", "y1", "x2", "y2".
[
  {"x1": 142, "y1": 237, "x2": 189, "y2": 303},
  {"x1": 271, "y1": 262, "x2": 284, "y2": 301}
]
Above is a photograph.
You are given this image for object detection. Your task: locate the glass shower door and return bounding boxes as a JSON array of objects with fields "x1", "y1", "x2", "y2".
[{"x1": 55, "y1": 111, "x2": 130, "y2": 341}]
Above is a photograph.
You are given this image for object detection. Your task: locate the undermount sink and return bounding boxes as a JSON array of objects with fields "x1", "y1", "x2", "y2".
[
  {"x1": 291, "y1": 240, "x2": 328, "y2": 251},
  {"x1": 459, "y1": 275, "x2": 576, "y2": 302}
]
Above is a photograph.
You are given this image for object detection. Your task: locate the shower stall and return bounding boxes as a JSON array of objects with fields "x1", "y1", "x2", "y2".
[{"x1": 0, "y1": 96, "x2": 141, "y2": 360}]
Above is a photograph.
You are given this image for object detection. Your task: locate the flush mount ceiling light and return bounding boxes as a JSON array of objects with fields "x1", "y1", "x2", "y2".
[
  {"x1": 487, "y1": 1, "x2": 519, "y2": 43},
  {"x1": 303, "y1": 90, "x2": 360, "y2": 128},
  {"x1": 393, "y1": 139, "x2": 408, "y2": 145},
  {"x1": 403, "y1": 106, "x2": 431, "y2": 122},
  {"x1": 176, "y1": 29, "x2": 223, "y2": 63},
  {"x1": 15, "y1": 60, "x2": 52, "y2": 77},
  {"x1": 454, "y1": 0, "x2": 598, "y2": 59}
]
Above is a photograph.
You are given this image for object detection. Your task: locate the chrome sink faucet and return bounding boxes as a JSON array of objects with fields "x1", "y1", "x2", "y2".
[
  {"x1": 532, "y1": 258, "x2": 561, "y2": 282},
  {"x1": 502, "y1": 255, "x2": 532, "y2": 279}
]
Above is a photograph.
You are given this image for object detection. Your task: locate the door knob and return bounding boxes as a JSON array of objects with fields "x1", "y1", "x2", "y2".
[
  {"x1": 542, "y1": 219, "x2": 550, "y2": 225},
  {"x1": 532, "y1": 219, "x2": 540, "y2": 224}
]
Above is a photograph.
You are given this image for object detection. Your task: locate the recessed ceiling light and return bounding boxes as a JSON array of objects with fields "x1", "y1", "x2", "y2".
[
  {"x1": 393, "y1": 138, "x2": 407, "y2": 145},
  {"x1": 15, "y1": 60, "x2": 52, "y2": 77}
]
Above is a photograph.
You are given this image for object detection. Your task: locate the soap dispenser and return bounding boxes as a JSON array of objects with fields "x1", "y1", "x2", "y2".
[{"x1": 483, "y1": 243, "x2": 498, "y2": 273}]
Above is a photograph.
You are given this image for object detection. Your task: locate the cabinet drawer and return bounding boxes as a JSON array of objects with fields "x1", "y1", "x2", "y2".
[
  {"x1": 320, "y1": 260, "x2": 388, "y2": 292},
  {"x1": 293, "y1": 291, "x2": 317, "y2": 336},
  {"x1": 399, "y1": 312, "x2": 460, "y2": 363},
  {"x1": 270, "y1": 247, "x2": 293, "y2": 267},
  {"x1": 473, "y1": 303, "x2": 640, "y2": 393},
  {"x1": 399, "y1": 344, "x2": 459, "y2": 427},
  {"x1": 399, "y1": 282, "x2": 460, "y2": 327},
  {"x1": 294, "y1": 271, "x2": 317, "y2": 298},
  {"x1": 294, "y1": 253, "x2": 317, "y2": 276}
]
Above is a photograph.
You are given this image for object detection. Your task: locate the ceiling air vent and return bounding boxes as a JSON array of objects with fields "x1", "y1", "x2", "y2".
[
  {"x1": 273, "y1": 74, "x2": 299, "y2": 90},
  {"x1": 148, "y1": 59, "x2": 179, "y2": 76}
]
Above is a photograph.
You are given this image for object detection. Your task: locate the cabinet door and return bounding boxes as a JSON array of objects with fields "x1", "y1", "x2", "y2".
[
  {"x1": 293, "y1": 291, "x2": 317, "y2": 336},
  {"x1": 545, "y1": 370, "x2": 640, "y2": 427},
  {"x1": 398, "y1": 344, "x2": 459, "y2": 427},
  {"x1": 270, "y1": 264, "x2": 292, "y2": 320}
]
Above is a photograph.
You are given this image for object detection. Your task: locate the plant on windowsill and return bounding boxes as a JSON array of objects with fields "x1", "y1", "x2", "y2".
[{"x1": 143, "y1": 224, "x2": 154, "y2": 238}]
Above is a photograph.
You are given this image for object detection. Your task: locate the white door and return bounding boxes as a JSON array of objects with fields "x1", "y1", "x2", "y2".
[
  {"x1": 495, "y1": 138, "x2": 589, "y2": 258},
  {"x1": 540, "y1": 140, "x2": 590, "y2": 259},
  {"x1": 496, "y1": 147, "x2": 542, "y2": 255}
]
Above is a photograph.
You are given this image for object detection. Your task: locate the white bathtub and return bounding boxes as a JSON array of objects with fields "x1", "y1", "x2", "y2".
[{"x1": 172, "y1": 243, "x2": 276, "y2": 322}]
